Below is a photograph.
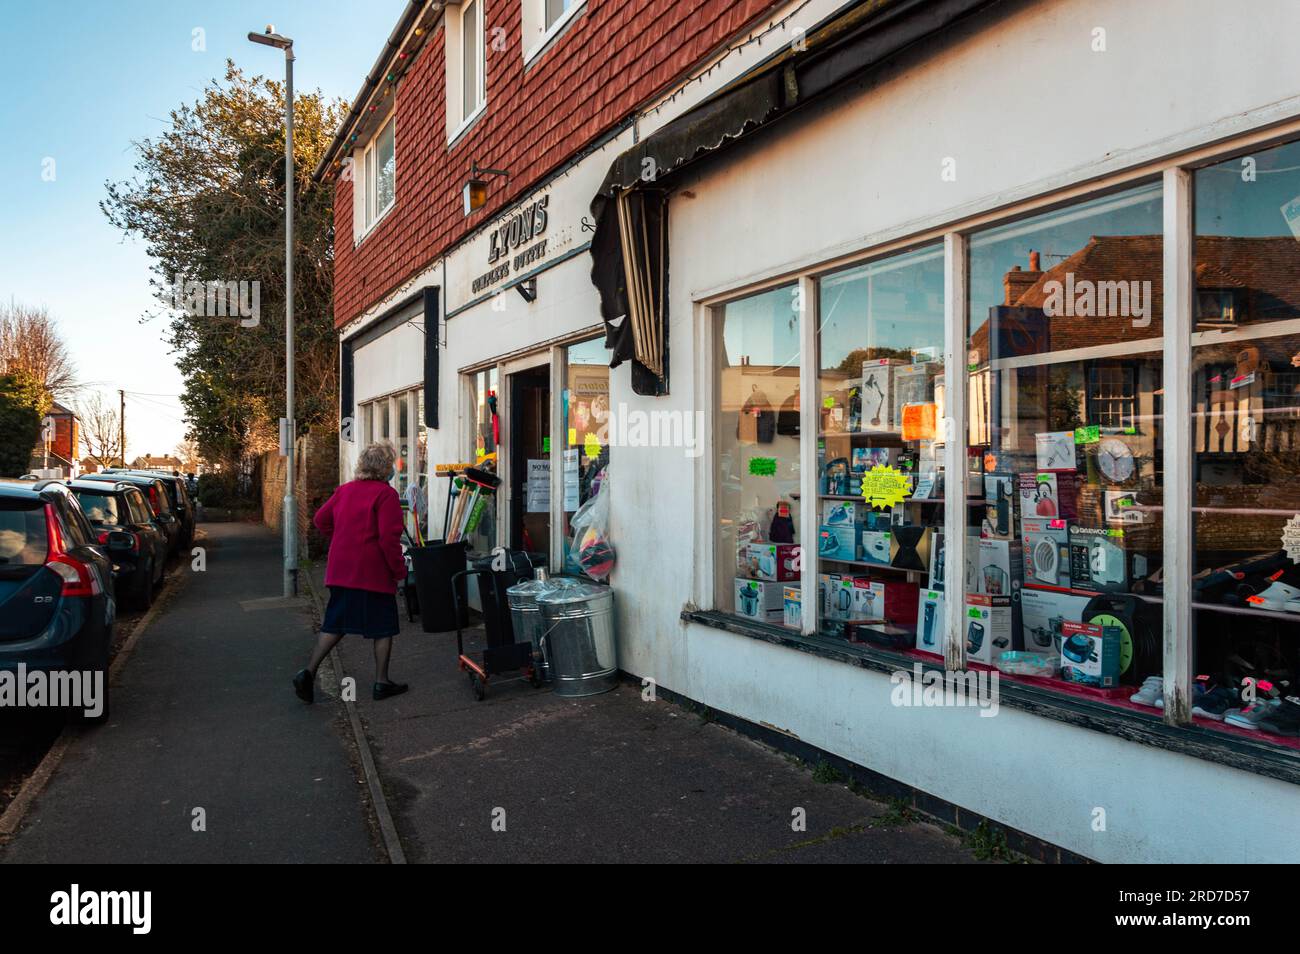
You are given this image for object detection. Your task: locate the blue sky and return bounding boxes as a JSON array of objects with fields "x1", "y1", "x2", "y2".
[{"x1": 0, "y1": 0, "x2": 404, "y2": 461}]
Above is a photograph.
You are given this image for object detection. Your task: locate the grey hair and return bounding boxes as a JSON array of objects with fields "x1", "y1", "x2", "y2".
[{"x1": 355, "y1": 441, "x2": 396, "y2": 481}]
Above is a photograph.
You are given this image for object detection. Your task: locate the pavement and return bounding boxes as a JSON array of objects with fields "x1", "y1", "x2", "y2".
[{"x1": 0, "y1": 521, "x2": 982, "y2": 864}]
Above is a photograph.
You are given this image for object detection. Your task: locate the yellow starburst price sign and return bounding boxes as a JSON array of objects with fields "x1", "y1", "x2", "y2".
[
  {"x1": 583, "y1": 432, "x2": 602, "y2": 459},
  {"x1": 861, "y1": 464, "x2": 912, "y2": 510}
]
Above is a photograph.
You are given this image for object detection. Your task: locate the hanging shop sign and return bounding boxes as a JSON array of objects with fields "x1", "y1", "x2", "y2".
[{"x1": 471, "y1": 196, "x2": 551, "y2": 295}]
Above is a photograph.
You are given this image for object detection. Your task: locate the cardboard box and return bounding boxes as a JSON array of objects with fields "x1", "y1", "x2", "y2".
[
  {"x1": 915, "y1": 589, "x2": 945, "y2": 653},
  {"x1": 964, "y1": 593, "x2": 1015, "y2": 664},
  {"x1": 1068, "y1": 527, "x2": 1129, "y2": 593},
  {"x1": 818, "y1": 525, "x2": 861, "y2": 563},
  {"x1": 859, "y1": 359, "x2": 900, "y2": 431},
  {"x1": 976, "y1": 538, "x2": 1023, "y2": 597},
  {"x1": 1059, "y1": 620, "x2": 1122, "y2": 688},
  {"x1": 1022, "y1": 517, "x2": 1071, "y2": 587},
  {"x1": 851, "y1": 447, "x2": 895, "y2": 473},
  {"x1": 980, "y1": 474, "x2": 1017, "y2": 540},
  {"x1": 820, "y1": 573, "x2": 879, "y2": 621},
  {"x1": 851, "y1": 578, "x2": 887, "y2": 622},
  {"x1": 821, "y1": 499, "x2": 867, "y2": 527},
  {"x1": 738, "y1": 542, "x2": 800, "y2": 581},
  {"x1": 783, "y1": 585, "x2": 803, "y2": 630},
  {"x1": 1035, "y1": 431, "x2": 1077, "y2": 470},
  {"x1": 860, "y1": 529, "x2": 892, "y2": 566},
  {"x1": 929, "y1": 531, "x2": 946, "y2": 592},
  {"x1": 892, "y1": 363, "x2": 931, "y2": 426},
  {"x1": 735, "y1": 578, "x2": 785, "y2": 623},
  {"x1": 1019, "y1": 471, "x2": 1081, "y2": 521},
  {"x1": 1019, "y1": 585, "x2": 1093, "y2": 653}
]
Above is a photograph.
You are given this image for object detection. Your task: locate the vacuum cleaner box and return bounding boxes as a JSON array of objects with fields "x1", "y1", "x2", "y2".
[
  {"x1": 1019, "y1": 585, "x2": 1092, "y2": 653},
  {"x1": 915, "y1": 589, "x2": 945, "y2": 654},
  {"x1": 1068, "y1": 527, "x2": 1130, "y2": 593},
  {"x1": 1059, "y1": 620, "x2": 1122, "y2": 687},
  {"x1": 964, "y1": 593, "x2": 1014, "y2": 664},
  {"x1": 738, "y1": 542, "x2": 800, "y2": 581},
  {"x1": 783, "y1": 585, "x2": 803, "y2": 629},
  {"x1": 734, "y1": 578, "x2": 786, "y2": 623},
  {"x1": 1022, "y1": 517, "x2": 1071, "y2": 588},
  {"x1": 976, "y1": 539, "x2": 1023, "y2": 597}
]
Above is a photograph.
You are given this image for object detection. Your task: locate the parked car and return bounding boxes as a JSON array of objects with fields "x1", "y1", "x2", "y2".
[
  {"x1": 0, "y1": 479, "x2": 114, "y2": 723},
  {"x1": 102, "y1": 469, "x2": 196, "y2": 549},
  {"x1": 80, "y1": 472, "x2": 181, "y2": 557},
  {"x1": 68, "y1": 479, "x2": 168, "y2": 610}
]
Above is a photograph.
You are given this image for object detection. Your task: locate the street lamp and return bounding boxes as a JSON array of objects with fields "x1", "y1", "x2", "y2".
[{"x1": 248, "y1": 24, "x2": 298, "y2": 598}]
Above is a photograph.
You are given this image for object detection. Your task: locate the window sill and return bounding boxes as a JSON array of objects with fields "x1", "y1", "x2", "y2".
[
  {"x1": 447, "y1": 101, "x2": 487, "y2": 150},
  {"x1": 524, "y1": 1, "x2": 587, "y2": 68},
  {"x1": 681, "y1": 609, "x2": 1300, "y2": 787}
]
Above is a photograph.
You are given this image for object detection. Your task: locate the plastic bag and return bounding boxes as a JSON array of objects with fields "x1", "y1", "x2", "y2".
[{"x1": 568, "y1": 467, "x2": 615, "y2": 580}]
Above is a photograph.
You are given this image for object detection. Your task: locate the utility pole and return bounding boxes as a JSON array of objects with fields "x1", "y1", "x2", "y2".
[
  {"x1": 248, "y1": 25, "x2": 297, "y2": 598},
  {"x1": 119, "y1": 389, "x2": 126, "y2": 467}
]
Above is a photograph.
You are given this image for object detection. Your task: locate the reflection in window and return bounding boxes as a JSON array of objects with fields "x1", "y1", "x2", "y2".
[
  {"x1": 817, "y1": 245, "x2": 944, "y2": 648},
  {"x1": 562, "y1": 338, "x2": 610, "y2": 579},
  {"x1": 965, "y1": 184, "x2": 1164, "y2": 696},
  {"x1": 1191, "y1": 140, "x2": 1300, "y2": 747},
  {"x1": 717, "y1": 286, "x2": 802, "y2": 623}
]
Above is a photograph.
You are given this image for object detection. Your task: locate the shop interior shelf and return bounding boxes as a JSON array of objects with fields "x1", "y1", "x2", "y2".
[
  {"x1": 1132, "y1": 592, "x2": 1300, "y2": 624},
  {"x1": 819, "y1": 557, "x2": 917, "y2": 573}
]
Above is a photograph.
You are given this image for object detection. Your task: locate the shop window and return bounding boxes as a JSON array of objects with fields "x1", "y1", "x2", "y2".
[
  {"x1": 816, "y1": 245, "x2": 945, "y2": 649},
  {"x1": 716, "y1": 285, "x2": 802, "y2": 623},
  {"x1": 1191, "y1": 139, "x2": 1300, "y2": 747},
  {"x1": 561, "y1": 338, "x2": 610, "y2": 579},
  {"x1": 446, "y1": 0, "x2": 486, "y2": 139},
  {"x1": 465, "y1": 367, "x2": 499, "y2": 555},
  {"x1": 361, "y1": 116, "x2": 395, "y2": 230},
  {"x1": 965, "y1": 183, "x2": 1164, "y2": 701}
]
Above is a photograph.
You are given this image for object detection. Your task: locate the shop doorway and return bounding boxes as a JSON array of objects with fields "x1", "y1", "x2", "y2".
[{"x1": 508, "y1": 364, "x2": 551, "y2": 567}]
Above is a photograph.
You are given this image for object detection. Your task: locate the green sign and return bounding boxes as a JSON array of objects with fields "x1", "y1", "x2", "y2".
[
  {"x1": 1074, "y1": 425, "x2": 1100, "y2": 445},
  {"x1": 749, "y1": 457, "x2": 777, "y2": 477}
]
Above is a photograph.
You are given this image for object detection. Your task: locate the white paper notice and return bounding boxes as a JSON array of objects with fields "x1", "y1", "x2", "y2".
[
  {"x1": 564, "y1": 448, "x2": 580, "y2": 512},
  {"x1": 526, "y1": 459, "x2": 550, "y2": 513}
]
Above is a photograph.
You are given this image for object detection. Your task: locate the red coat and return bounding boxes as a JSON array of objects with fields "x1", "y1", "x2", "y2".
[{"x1": 313, "y1": 479, "x2": 406, "y2": 594}]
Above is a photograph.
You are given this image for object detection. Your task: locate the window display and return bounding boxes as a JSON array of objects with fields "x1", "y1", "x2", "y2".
[
  {"x1": 562, "y1": 338, "x2": 611, "y2": 578},
  {"x1": 964, "y1": 183, "x2": 1165, "y2": 698},
  {"x1": 1189, "y1": 140, "x2": 1300, "y2": 744},
  {"x1": 465, "y1": 367, "x2": 499, "y2": 555},
  {"x1": 716, "y1": 285, "x2": 802, "y2": 618},
  {"x1": 816, "y1": 244, "x2": 944, "y2": 647}
]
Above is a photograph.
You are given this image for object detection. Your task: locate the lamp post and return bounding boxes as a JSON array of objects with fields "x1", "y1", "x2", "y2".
[{"x1": 248, "y1": 25, "x2": 297, "y2": 598}]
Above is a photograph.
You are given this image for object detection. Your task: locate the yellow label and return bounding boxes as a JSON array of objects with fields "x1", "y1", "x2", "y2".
[
  {"x1": 861, "y1": 464, "x2": 912, "y2": 510},
  {"x1": 583, "y1": 432, "x2": 602, "y2": 459}
]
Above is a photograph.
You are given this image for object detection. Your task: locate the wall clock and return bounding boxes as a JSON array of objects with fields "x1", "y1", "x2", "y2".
[{"x1": 1096, "y1": 436, "x2": 1135, "y2": 483}]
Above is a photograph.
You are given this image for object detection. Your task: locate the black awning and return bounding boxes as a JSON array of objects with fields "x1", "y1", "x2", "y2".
[{"x1": 589, "y1": 0, "x2": 1003, "y2": 395}]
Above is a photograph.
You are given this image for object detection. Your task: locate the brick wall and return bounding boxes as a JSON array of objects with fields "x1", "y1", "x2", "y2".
[
  {"x1": 262, "y1": 427, "x2": 341, "y2": 559},
  {"x1": 332, "y1": 0, "x2": 782, "y2": 328}
]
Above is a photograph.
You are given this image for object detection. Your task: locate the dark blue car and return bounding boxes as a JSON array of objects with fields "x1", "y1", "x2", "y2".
[{"x1": 0, "y1": 479, "x2": 115, "y2": 724}]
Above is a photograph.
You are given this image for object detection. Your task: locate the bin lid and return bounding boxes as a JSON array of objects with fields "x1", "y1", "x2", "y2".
[
  {"x1": 536, "y1": 580, "x2": 612, "y2": 605},
  {"x1": 507, "y1": 576, "x2": 585, "y2": 599}
]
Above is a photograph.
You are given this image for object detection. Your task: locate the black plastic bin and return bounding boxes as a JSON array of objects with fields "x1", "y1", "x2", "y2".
[
  {"x1": 465, "y1": 550, "x2": 534, "y2": 645},
  {"x1": 408, "y1": 540, "x2": 469, "y2": 633}
]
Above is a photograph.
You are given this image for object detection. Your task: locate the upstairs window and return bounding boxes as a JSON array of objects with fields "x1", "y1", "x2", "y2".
[
  {"x1": 523, "y1": 0, "x2": 585, "y2": 64},
  {"x1": 447, "y1": 0, "x2": 487, "y2": 140},
  {"x1": 361, "y1": 115, "x2": 395, "y2": 231}
]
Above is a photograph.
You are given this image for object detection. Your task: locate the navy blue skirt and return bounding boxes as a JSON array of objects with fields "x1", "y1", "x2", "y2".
[{"x1": 321, "y1": 586, "x2": 400, "y2": 639}]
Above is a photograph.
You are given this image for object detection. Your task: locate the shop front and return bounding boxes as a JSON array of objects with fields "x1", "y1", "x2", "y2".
[{"x1": 581, "y1": 0, "x2": 1300, "y2": 862}]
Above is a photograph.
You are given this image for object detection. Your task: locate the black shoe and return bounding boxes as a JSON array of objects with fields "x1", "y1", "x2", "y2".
[
  {"x1": 293, "y1": 669, "x2": 314, "y2": 704},
  {"x1": 373, "y1": 680, "x2": 409, "y2": 701},
  {"x1": 1257, "y1": 697, "x2": 1300, "y2": 737}
]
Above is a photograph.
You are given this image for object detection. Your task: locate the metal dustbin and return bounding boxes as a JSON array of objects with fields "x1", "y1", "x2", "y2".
[
  {"x1": 506, "y1": 575, "x2": 581, "y2": 682},
  {"x1": 536, "y1": 582, "x2": 616, "y2": 697}
]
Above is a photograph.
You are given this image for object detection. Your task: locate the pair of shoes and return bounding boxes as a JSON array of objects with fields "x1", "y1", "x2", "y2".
[
  {"x1": 1129, "y1": 676, "x2": 1163, "y2": 708},
  {"x1": 1257, "y1": 697, "x2": 1300, "y2": 737},
  {"x1": 373, "y1": 680, "x2": 410, "y2": 701},
  {"x1": 1192, "y1": 686, "x2": 1238, "y2": 721},
  {"x1": 293, "y1": 669, "x2": 314, "y2": 704},
  {"x1": 1225, "y1": 698, "x2": 1281, "y2": 730}
]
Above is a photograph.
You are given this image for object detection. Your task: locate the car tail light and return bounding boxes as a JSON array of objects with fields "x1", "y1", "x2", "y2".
[{"x1": 45, "y1": 504, "x2": 101, "y2": 597}]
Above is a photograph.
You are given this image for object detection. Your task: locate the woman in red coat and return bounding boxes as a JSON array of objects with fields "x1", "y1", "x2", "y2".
[{"x1": 293, "y1": 442, "x2": 410, "y2": 703}]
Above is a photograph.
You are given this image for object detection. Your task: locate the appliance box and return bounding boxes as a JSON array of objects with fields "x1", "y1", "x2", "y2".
[
  {"x1": 783, "y1": 585, "x2": 803, "y2": 630},
  {"x1": 981, "y1": 473, "x2": 1017, "y2": 541},
  {"x1": 860, "y1": 529, "x2": 892, "y2": 566},
  {"x1": 1059, "y1": 620, "x2": 1122, "y2": 688},
  {"x1": 964, "y1": 593, "x2": 1015, "y2": 664},
  {"x1": 1019, "y1": 585, "x2": 1093, "y2": 654},
  {"x1": 976, "y1": 538, "x2": 1023, "y2": 597},
  {"x1": 821, "y1": 499, "x2": 869, "y2": 527},
  {"x1": 1018, "y1": 471, "x2": 1082, "y2": 522},
  {"x1": 818, "y1": 525, "x2": 861, "y2": 563},
  {"x1": 1022, "y1": 517, "x2": 1071, "y2": 588},
  {"x1": 738, "y1": 542, "x2": 800, "y2": 581},
  {"x1": 735, "y1": 578, "x2": 786, "y2": 623},
  {"x1": 1068, "y1": 526, "x2": 1131, "y2": 593},
  {"x1": 915, "y1": 589, "x2": 945, "y2": 653}
]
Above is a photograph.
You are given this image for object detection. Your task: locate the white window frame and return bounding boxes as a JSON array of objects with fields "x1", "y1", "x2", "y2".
[
  {"x1": 522, "y1": 0, "x2": 586, "y2": 66},
  {"x1": 695, "y1": 116, "x2": 1300, "y2": 736},
  {"x1": 445, "y1": 0, "x2": 487, "y2": 145},
  {"x1": 356, "y1": 113, "x2": 396, "y2": 241}
]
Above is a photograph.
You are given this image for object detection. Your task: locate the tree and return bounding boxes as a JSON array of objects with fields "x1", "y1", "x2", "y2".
[
  {"x1": 101, "y1": 63, "x2": 345, "y2": 472},
  {"x1": 0, "y1": 301, "x2": 77, "y2": 401},
  {"x1": 78, "y1": 391, "x2": 123, "y2": 469},
  {"x1": 174, "y1": 437, "x2": 202, "y2": 471},
  {"x1": 0, "y1": 372, "x2": 44, "y2": 477}
]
